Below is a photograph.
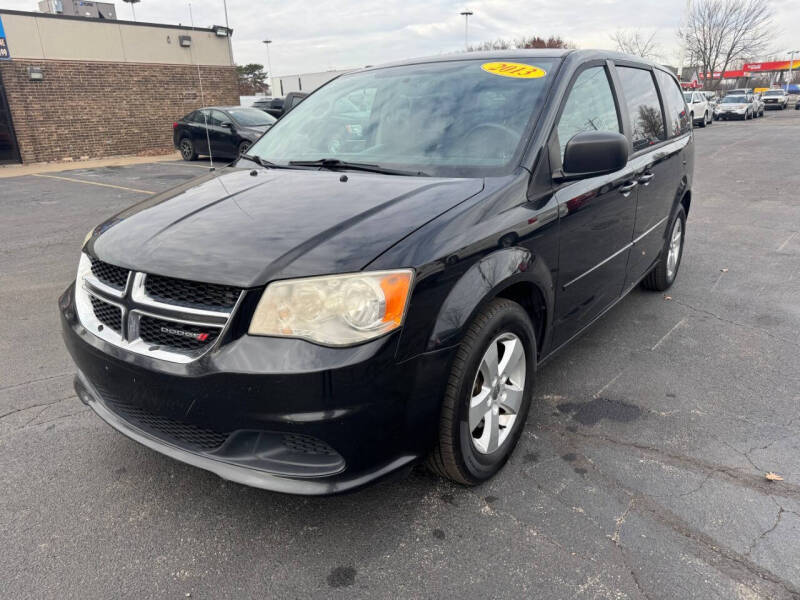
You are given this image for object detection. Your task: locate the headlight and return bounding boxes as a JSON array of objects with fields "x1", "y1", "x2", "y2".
[
  {"x1": 82, "y1": 228, "x2": 94, "y2": 248},
  {"x1": 248, "y1": 270, "x2": 414, "y2": 346}
]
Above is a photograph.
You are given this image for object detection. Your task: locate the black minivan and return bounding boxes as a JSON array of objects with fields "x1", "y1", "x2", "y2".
[{"x1": 61, "y1": 50, "x2": 693, "y2": 494}]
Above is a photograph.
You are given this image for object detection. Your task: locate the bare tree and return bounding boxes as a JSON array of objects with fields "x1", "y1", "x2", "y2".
[
  {"x1": 468, "y1": 34, "x2": 572, "y2": 52},
  {"x1": 610, "y1": 29, "x2": 661, "y2": 60},
  {"x1": 679, "y1": 0, "x2": 773, "y2": 89}
]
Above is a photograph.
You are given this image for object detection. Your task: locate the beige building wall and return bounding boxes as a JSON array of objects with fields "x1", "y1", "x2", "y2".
[{"x1": 0, "y1": 11, "x2": 232, "y2": 66}]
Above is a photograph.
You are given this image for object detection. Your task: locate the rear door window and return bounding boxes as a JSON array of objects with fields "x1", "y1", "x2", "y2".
[
  {"x1": 617, "y1": 67, "x2": 666, "y2": 151},
  {"x1": 556, "y1": 66, "x2": 621, "y2": 162},
  {"x1": 656, "y1": 70, "x2": 690, "y2": 138}
]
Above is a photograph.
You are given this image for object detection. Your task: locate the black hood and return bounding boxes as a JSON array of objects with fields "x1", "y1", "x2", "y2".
[{"x1": 90, "y1": 167, "x2": 484, "y2": 288}]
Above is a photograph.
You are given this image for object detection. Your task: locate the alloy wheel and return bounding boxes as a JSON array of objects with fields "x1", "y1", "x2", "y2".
[
  {"x1": 180, "y1": 140, "x2": 193, "y2": 160},
  {"x1": 666, "y1": 217, "x2": 683, "y2": 281},
  {"x1": 469, "y1": 332, "x2": 526, "y2": 454}
]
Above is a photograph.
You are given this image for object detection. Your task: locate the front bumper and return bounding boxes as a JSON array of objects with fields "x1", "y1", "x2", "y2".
[{"x1": 60, "y1": 284, "x2": 455, "y2": 494}]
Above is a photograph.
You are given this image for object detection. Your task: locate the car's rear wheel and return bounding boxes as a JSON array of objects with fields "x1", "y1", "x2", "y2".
[
  {"x1": 642, "y1": 206, "x2": 686, "y2": 291},
  {"x1": 426, "y1": 298, "x2": 536, "y2": 485},
  {"x1": 179, "y1": 137, "x2": 197, "y2": 161},
  {"x1": 238, "y1": 141, "x2": 251, "y2": 156}
]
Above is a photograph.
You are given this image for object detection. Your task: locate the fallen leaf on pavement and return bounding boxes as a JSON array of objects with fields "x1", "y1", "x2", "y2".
[
  {"x1": 765, "y1": 472, "x2": 784, "y2": 482},
  {"x1": 720, "y1": 268, "x2": 729, "y2": 272}
]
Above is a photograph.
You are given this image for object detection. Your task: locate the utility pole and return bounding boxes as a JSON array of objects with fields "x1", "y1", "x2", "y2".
[
  {"x1": 222, "y1": 0, "x2": 233, "y2": 65},
  {"x1": 788, "y1": 50, "x2": 799, "y2": 88},
  {"x1": 460, "y1": 10, "x2": 473, "y2": 51},
  {"x1": 263, "y1": 40, "x2": 273, "y2": 95}
]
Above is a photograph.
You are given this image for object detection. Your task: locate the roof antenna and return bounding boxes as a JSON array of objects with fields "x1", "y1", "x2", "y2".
[{"x1": 188, "y1": 2, "x2": 214, "y2": 171}]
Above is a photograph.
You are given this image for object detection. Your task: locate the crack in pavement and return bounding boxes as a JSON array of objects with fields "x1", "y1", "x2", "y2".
[
  {"x1": 0, "y1": 372, "x2": 73, "y2": 393},
  {"x1": 670, "y1": 298, "x2": 800, "y2": 350},
  {"x1": 0, "y1": 394, "x2": 78, "y2": 421},
  {"x1": 541, "y1": 427, "x2": 800, "y2": 598},
  {"x1": 746, "y1": 498, "x2": 785, "y2": 557}
]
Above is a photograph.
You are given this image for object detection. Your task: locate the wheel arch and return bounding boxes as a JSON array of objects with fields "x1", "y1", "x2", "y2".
[{"x1": 425, "y1": 247, "x2": 554, "y2": 357}]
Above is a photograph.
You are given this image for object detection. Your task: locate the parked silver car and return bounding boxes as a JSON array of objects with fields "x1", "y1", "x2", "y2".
[{"x1": 715, "y1": 95, "x2": 753, "y2": 120}]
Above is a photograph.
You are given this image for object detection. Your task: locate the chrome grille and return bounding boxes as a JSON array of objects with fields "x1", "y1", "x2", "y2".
[
  {"x1": 144, "y1": 274, "x2": 240, "y2": 312},
  {"x1": 75, "y1": 253, "x2": 242, "y2": 363},
  {"x1": 139, "y1": 315, "x2": 219, "y2": 351},
  {"x1": 90, "y1": 257, "x2": 130, "y2": 290},
  {"x1": 90, "y1": 295, "x2": 122, "y2": 333}
]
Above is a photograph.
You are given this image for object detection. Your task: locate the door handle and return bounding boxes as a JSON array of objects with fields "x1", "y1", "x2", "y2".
[
  {"x1": 638, "y1": 172, "x2": 655, "y2": 185},
  {"x1": 619, "y1": 180, "x2": 638, "y2": 196}
]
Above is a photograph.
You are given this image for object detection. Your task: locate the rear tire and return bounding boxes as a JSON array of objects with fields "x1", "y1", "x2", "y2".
[
  {"x1": 179, "y1": 137, "x2": 197, "y2": 161},
  {"x1": 642, "y1": 206, "x2": 686, "y2": 292},
  {"x1": 426, "y1": 298, "x2": 536, "y2": 485}
]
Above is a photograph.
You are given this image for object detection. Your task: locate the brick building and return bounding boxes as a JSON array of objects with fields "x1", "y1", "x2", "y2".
[{"x1": 0, "y1": 9, "x2": 238, "y2": 164}]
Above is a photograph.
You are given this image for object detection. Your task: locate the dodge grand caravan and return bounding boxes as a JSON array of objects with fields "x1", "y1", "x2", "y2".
[{"x1": 60, "y1": 50, "x2": 694, "y2": 494}]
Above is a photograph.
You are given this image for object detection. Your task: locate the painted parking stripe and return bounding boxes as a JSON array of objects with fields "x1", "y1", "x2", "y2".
[
  {"x1": 31, "y1": 174, "x2": 154, "y2": 195},
  {"x1": 156, "y1": 160, "x2": 216, "y2": 170}
]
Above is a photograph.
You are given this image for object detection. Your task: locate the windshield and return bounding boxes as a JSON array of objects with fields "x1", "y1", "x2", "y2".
[
  {"x1": 683, "y1": 93, "x2": 693, "y2": 102},
  {"x1": 763, "y1": 90, "x2": 784, "y2": 96},
  {"x1": 722, "y1": 96, "x2": 746, "y2": 104},
  {"x1": 228, "y1": 108, "x2": 276, "y2": 127},
  {"x1": 246, "y1": 58, "x2": 559, "y2": 177}
]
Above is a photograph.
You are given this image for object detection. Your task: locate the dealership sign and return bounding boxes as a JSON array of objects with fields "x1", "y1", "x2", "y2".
[
  {"x1": 743, "y1": 60, "x2": 800, "y2": 72},
  {"x1": 0, "y1": 16, "x2": 10, "y2": 60}
]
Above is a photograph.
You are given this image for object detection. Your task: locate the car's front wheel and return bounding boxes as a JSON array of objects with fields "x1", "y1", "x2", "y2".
[
  {"x1": 238, "y1": 141, "x2": 251, "y2": 156},
  {"x1": 642, "y1": 206, "x2": 686, "y2": 291},
  {"x1": 699, "y1": 111, "x2": 707, "y2": 127},
  {"x1": 427, "y1": 298, "x2": 536, "y2": 485},
  {"x1": 179, "y1": 137, "x2": 197, "y2": 161}
]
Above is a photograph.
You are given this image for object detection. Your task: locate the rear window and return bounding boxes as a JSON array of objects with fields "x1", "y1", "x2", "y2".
[
  {"x1": 657, "y1": 70, "x2": 690, "y2": 137},
  {"x1": 616, "y1": 66, "x2": 666, "y2": 151}
]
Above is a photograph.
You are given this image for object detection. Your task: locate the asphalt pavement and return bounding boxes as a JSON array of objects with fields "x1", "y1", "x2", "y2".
[{"x1": 2, "y1": 111, "x2": 799, "y2": 599}]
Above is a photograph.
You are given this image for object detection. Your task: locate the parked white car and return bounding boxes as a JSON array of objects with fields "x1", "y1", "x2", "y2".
[{"x1": 684, "y1": 91, "x2": 712, "y2": 127}]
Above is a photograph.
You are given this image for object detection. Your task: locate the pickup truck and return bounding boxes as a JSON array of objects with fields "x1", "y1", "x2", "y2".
[{"x1": 254, "y1": 92, "x2": 309, "y2": 119}]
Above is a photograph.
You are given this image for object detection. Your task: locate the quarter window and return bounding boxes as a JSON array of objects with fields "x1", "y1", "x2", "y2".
[
  {"x1": 556, "y1": 66, "x2": 620, "y2": 162},
  {"x1": 617, "y1": 67, "x2": 666, "y2": 151},
  {"x1": 655, "y1": 70, "x2": 690, "y2": 138}
]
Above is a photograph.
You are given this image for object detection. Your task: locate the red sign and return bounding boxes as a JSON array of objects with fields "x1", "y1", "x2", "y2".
[
  {"x1": 743, "y1": 60, "x2": 800, "y2": 72},
  {"x1": 698, "y1": 69, "x2": 749, "y2": 80}
]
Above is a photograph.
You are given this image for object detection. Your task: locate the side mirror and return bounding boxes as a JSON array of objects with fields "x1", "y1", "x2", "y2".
[
  {"x1": 221, "y1": 121, "x2": 234, "y2": 129},
  {"x1": 555, "y1": 131, "x2": 629, "y2": 182}
]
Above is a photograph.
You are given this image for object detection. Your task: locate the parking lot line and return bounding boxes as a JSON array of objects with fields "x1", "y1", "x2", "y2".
[
  {"x1": 31, "y1": 174, "x2": 154, "y2": 195},
  {"x1": 155, "y1": 160, "x2": 215, "y2": 170}
]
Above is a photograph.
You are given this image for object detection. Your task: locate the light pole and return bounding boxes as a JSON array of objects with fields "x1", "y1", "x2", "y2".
[
  {"x1": 787, "y1": 50, "x2": 799, "y2": 88},
  {"x1": 122, "y1": 0, "x2": 140, "y2": 21},
  {"x1": 460, "y1": 10, "x2": 473, "y2": 51},
  {"x1": 263, "y1": 40, "x2": 273, "y2": 96}
]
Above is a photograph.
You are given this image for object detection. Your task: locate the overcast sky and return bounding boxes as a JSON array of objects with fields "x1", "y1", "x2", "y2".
[{"x1": 5, "y1": 0, "x2": 799, "y2": 75}]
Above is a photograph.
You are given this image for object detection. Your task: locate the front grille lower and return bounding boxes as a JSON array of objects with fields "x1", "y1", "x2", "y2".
[
  {"x1": 102, "y1": 393, "x2": 229, "y2": 452},
  {"x1": 90, "y1": 257, "x2": 130, "y2": 290},
  {"x1": 139, "y1": 315, "x2": 220, "y2": 351},
  {"x1": 282, "y1": 433, "x2": 338, "y2": 456},
  {"x1": 90, "y1": 295, "x2": 122, "y2": 333},
  {"x1": 144, "y1": 274, "x2": 241, "y2": 312}
]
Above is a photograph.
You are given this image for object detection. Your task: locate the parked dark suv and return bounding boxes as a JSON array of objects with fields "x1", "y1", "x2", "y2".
[{"x1": 61, "y1": 50, "x2": 693, "y2": 494}]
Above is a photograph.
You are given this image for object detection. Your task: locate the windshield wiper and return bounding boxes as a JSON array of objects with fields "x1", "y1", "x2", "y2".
[
  {"x1": 240, "y1": 154, "x2": 283, "y2": 169},
  {"x1": 288, "y1": 158, "x2": 429, "y2": 177}
]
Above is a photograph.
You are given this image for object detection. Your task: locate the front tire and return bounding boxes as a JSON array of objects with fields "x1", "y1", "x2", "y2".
[
  {"x1": 238, "y1": 141, "x2": 251, "y2": 156},
  {"x1": 699, "y1": 111, "x2": 707, "y2": 127},
  {"x1": 426, "y1": 298, "x2": 536, "y2": 485},
  {"x1": 642, "y1": 206, "x2": 686, "y2": 292}
]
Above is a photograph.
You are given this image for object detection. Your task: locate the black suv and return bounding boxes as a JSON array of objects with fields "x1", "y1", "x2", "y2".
[{"x1": 62, "y1": 50, "x2": 693, "y2": 494}]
